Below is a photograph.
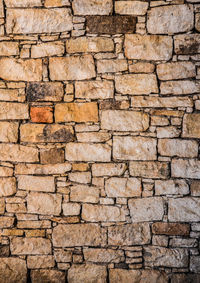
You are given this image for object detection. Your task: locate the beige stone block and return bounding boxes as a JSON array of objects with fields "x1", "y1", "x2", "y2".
[
  {"x1": 27, "y1": 255, "x2": 55, "y2": 269},
  {"x1": 62, "y1": 203, "x2": 80, "y2": 216},
  {"x1": 97, "y1": 59, "x2": 128, "y2": 73},
  {"x1": 0, "y1": 42, "x2": 19, "y2": 56},
  {"x1": 0, "y1": 216, "x2": 14, "y2": 228},
  {"x1": 129, "y1": 62, "x2": 155, "y2": 73},
  {"x1": 0, "y1": 177, "x2": 16, "y2": 197},
  {"x1": 182, "y1": 113, "x2": 200, "y2": 138},
  {"x1": 0, "y1": 198, "x2": 5, "y2": 214},
  {"x1": 84, "y1": 248, "x2": 124, "y2": 263},
  {"x1": 15, "y1": 163, "x2": 71, "y2": 175},
  {"x1": 105, "y1": 177, "x2": 141, "y2": 197},
  {"x1": 72, "y1": 0, "x2": 113, "y2": 15},
  {"x1": 160, "y1": 80, "x2": 200, "y2": 95},
  {"x1": 0, "y1": 102, "x2": 28, "y2": 120},
  {"x1": 0, "y1": 122, "x2": 18, "y2": 142},
  {"x1": 0, "y1": 258, "x2": 27, "y2": 283},
  {"x1": 157, "y1": 62, "x2": 195, "y2": 80},
  {"x1": 70, "y1": 185, "x2": 99, "y2": 203},
  {"x1": 18, "y1": 176, "x2": 55, "y2": 192},
  {"x1": 44, "y1": 0, "x2": 70, "y2": 7},
  {"x1": 76, "y1": 132, "x2": 111, "y2": 143},
  {"x1": 11, "y1": 237, "x2": 52, "y2": 255},
  {"x1": 172, "y1": 159, "x2": 200, "y2": 179},
  {"x1": 155, "y1": 180, "x2": 189, "y2": 196},
  {"x1": 115, "y1": 1, "x2": 148, "y2": 15},
  {"x1": 68, "y1": 172, "x2": 91, "y2": 184},
  {"x1": 5, "y1": 0, "x2": 42, "y2": 7},
  {"x1": 31, "y1": 42, "x2": 64, "y2": 58},
  {"x1": 92, "y1": 163, "x2": 126, "y2": 177}
]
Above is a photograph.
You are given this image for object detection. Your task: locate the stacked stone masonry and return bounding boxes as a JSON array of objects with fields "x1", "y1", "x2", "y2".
[{"x1": 0, "y1": 0, "x2": 199, "y2": 282}]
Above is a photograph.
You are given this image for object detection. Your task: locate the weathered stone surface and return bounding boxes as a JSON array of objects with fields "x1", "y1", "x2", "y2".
[
  {"x1": 182, "y1": 113, "x2": 200, "y2": 138},
  {"x1": 109, "y1": 269, "x2": 168, "y2": 283},
  {"x1": 27, "y1": 82, "x2": 64, "y2": 102},
  {"x1": 40, "y1": 148, "x2": 64, "y2": 164},
  {"x1": 27, "y1": 255, "x2": 55, "y2": 269},
  {"x1": 101, "y1": 110, "x2": 149, "y2": 131},
  {"x1": 160, "y1": 80, "x2": 200, "y2": 95},
  {"x1": 195, "y1": 13, "x2": 200, "y2": 32},
  {"x1": 174, "y1": 34, "x2": 200, "y2": 54},
  {"x1": 68, "y1": 264, "x2": 107, "y2": 283},
  {"x1": 105, "y1": 177, "x2": 141, "y2": 197},
  {"x1": 157, "y1": 62, "x2": 195, "y2": 80},
  {"x1": 84, "y1": 248, "x2": 124, "y2": 263},
  {"x1": 158, "y1": 139, "x2": 198, "y2": 158},
  {"x1": 44, "y1": 0, "x2": 70, "y2": 7},
  {"x1": 144, "y1": 246, "x2": 188, "y2": 267},
  {"x1": 7, "y1": 8, "x2": 72, "y2": 34},
  {"x1": 129, "y1": 62, "x2": 155, "y2": 73},
  {"x1": 11, "y1": 237, "x2": 52, "y2": 255},
  {"x1": 0, "y1": 122, "x2": 18, "y2": 142},
  {"x1": 0, "y1": 178, "x2": 16, "y2": 197},
  {"x1": 27, "y1": 192, "x2": 62, "y2": 215},
  {"x1": 171, "y1": 274, "x2": 200, "y2": 283},
  {"x1": 190, "y1": 256, "x2": 200, "y2": 273},
  {"x1": 147, "y1": 5, "x2": 194, "y2": 34},
  {"x1": 115, "y1": 74, "x2": 158, "y2": 95},
  {"x1": 66, "y1": 37, "x2": 114, "y2": 53},
  {"x1": 55, "y1": 102, "x2": 98, "y2": 123},
  {"x1": 82, "y1": 204, "x2": 126, "y2": 222},
  {"x1": 170, "y1": 238, "x2": 198, "y2": 248},
  {"x1": 152, "y1": 222, "x2": 190, "y2": 236},
  {"x1": 125, "y1": 34, "x2": 173, "y2": 60},
  {"x1": 0, "y1": 258, "x2": 27, "y2": 283},
  {"x1": 0, "y1": 89, "x2": 24, "y2": 102},
  {"x1": 62, "y1": 203, "x2": 80, "y2": 216},
  {"x1": 115, "y1": 1, "x2": 148, "y2": 15},
  {"x1": 113, "y1": 136, "x2": 157, "y2": 161},
  {"x1": 155, "y1": 180, "x2": 189, "y2": 195},
  {"x1": 75, "y1": 80, "x2": 114, "y2": 100},
  {"x1": 49, "y1": 55, "x2": 96, "y2": 81},
  {"x1": 191, "y1": 180, "x2": 200, "y2": 196},
  {"x1": 0, "y1": 217, "x2": 14, "y2": 228},
  {"x1": 97, "y1": 59, "x2": 128, "y2": 73},
  {"x1": 54, "y1": 249, "x2": 72, "y2": 262},
  {"x1": 15, "y1": 163, "x2": 71, "y2": 175},
  {"x1": 130, "y1": 161, "x2": 169, "y2": 179},
  {"x1": 72, "y1": 0, "x2": 112, "y2": 15},
  {"x1": 20, "y1": 124, "x2": 74, "y2": 143},
  {"x1": 76, "y1": 132, "x2": 111, "y2": 143},
  {"x1": 5, "y1": 0, "x2": 42, "y2": 7},
  {"x1": 0, "y1": 42, "x2": 19, "y2": 56},
  {"x1": 70, "y1": 185, "x2": 99, "y2": 203},
  {"x1": 18, "y1": 176, "x2": 55, "y2": 192},
  {"x1": 128, "y1": 197, "x2": 164, "y2": 222},
  {"x1": 86, "y1": 15, "x2": 136, "y2": 34},
  {"x1": 0, "y1": 144, "x2": 38, "y2": 162},
  {"x1": 108, "y1": 223, "x2": 151, "y2": 245},
  {"x1": 0, "y1": 102, "x2": 28, "y2": 120},
  {"x1": 52, "y1": 224, "x2": 102, "y2": 247},
  {"x1": 68, "y1": 172, "x2": 91, "y2": 183},
  {"x1": 92, "y1": 163, "x2": 126, "y2": 177},
  {"x1": 30, "y1": 107, "x2": 53, "y2": 123},
  {"x1": 168, "y1": 197, "x2": 200, "y2": 222},
  {"x1": 65, "y1": 143, "x2": 111, "y2": 162},
  {"x1": 31, "y1": 270, "x2": 65, "y2": 283},
  {"x1": 171, "y1": 159, "x2": 200, "y2": 179},
  {"x1": 31, "y1": 42, "x2": 64, "y2": 58},
  {"x1": 0, "y1": 167, "x2": 13, "y2": 177},
  {"x1": 0, "y1": 198, "x2": 5, "y2": 214}
]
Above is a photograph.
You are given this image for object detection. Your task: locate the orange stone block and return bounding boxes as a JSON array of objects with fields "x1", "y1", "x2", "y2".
[{"x1": 30, "y1": 107, "x2": 53, "y2": 123}]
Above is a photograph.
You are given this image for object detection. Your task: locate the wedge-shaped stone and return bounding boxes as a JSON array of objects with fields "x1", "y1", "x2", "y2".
[
  {"x1": 125, "y1": 34, "x2": 173, "y2": 60},
  {"x1": 108, "y1": 223, "x2": 151, "y2": 245},
  {"x1": 82, "y1": 204, "x2": 126, "y2": 222},
  {"x1": 72, "y1": 0, "x2": 113, "y2": 15},
  {"x1": 115, "y1": 1, "x2": 148, "y2": 15},
  {"x1": 168, "y1": 197, "x2": 200, "y2": 222},
  {"x1": 155, "y1": 180, "x2": 189, "y2": 196},
  {"x1": 158, "y1": 139, "x2": 198, "y2": 158},
  {"x1": 65, "y1": 143, "x2": 111, "y2": 162},
  {"x1": 105, "y1": 177, "x2": 141, "y2": 197},
  {"x1": 0, "y1": 178, "x2": 16, "y2": 197},
  {"x1": 66, "y1": 37, "x2": 114, "y2": 53},
  {"x1": 101, "y1": 110, "x2": 149, "y2": 131},
  {"x1": 171, "y1": 159, "x2": 200, "y2": 179},
  {"x1": 52, "y1": 224, "x2": 102, "y2": 247},
  {"x1": 182, "y1": 114, "x2": 200, "y2": 138},
  {"x1": 0, "y1": 102, "x2": 28, "y2": 120},
  {"x1": 0, "y1": 58, "x2": 42, "y2": 81},
  {"x1": 18, "y1": 176, "x2": 55, "y2": 192},
  {"x1": 11, "y1": 237, "x2": 52, "y2": 255},
  {"x1": 0, "y1": 258, "x2": 27, "y2": 283},
  {"x1": 49, "y1": 55, "x2": 96, "y2": 80},
  {"x1": 147, "y1": 5, "x2": 194, "y2": 34},
  {"x1": 5, "y1": 0, "x2": 42, "y2": 7},
  {"x1": 144, "y1": 246, "x2": 188, "y2": 268},
  {"x1": 20, "y1": 124, "x2": 74, "y2": 143},
  {"x1": 84, "y1": 248, "x2": 124, "y2": 263},
  {"x1": 15, "y1": 163, "x2": 71, "y2": 175},
  {"x1": 113, "y1": 136, "x2": 157, "y2": 160},
  {"x1": 55, "y1": 102, "x2": 98, "y2": 123},
  {"x1": 7, "y1": 8, "x2": 72, "y2": 34},
  {"x1": 92, "y1": 163, "x2": 126, "y2": 177},
  {"x1": 0, "y1": 144, "x2": 39, "y2": 163},
  {"x1": 75, "y1": 80, "x2": 114, "y2": 100},
  {"x1": 160, "y1": 80, "x2": 200, "y2": 95},
  {"x1": 68, "y1": 264, "x2": 107, "y2": 283},
  {"x1": 115, "y1": 74, "x2": 158, "y2": 95},
  {"x1": 31, "y1": 270, "x2": 65, "y2": 283},
  {"x1": 0, "y1": 122, "x2": 18, "y2": 142},
  {"x1": 174, "y1": 34, "x2": 200, "y2": 54},
  {"x1": 109, "y1": 269, "x2": 168, "y2": 283},
  {"x1": 0, "y1": 42, "x2": 19, "y2": 56},
  {"x1": 128, "y1": 197, "x2": 164, "y2": 222},
  {"x1": 70, "y1": 185, "x2": 99, "y2": 203},
  {"x1": 27, "y1": 192, "x2": 62, "y2": 215},
  {"x1": 31, "y1": 42, "x2": 64, "y2": 58},
  {"x1": 157, "y1": 62, "x2": 196, "y2": 80}
]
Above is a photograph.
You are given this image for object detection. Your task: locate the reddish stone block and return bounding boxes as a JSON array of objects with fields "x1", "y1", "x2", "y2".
[{"x1": 30, "y1": 107, "x2": 53, "y2": 123}]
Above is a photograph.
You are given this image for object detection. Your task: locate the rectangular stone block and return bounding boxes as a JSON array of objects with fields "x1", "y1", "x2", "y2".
[
  {"x1": 6, "y1": 8, "x2": 72, "y2": 34},
  {"x1": 174, "y1": 34, "x2": 200, "y2": 54},
  {"x1": 105, "y1": 177, "x2": 141, "y2": 197},
  {"x1": 65, "y1": 143, "x2": 111, "y2": 162},
  {"x1": 115, "y1": 74, "x2": 158, "y2": 95},
  {"x1": 155, "y1": 180, "x2": 189, "y2": 195},
  {"x1": 31, "y1": 42, "x2": 64, "y2": 58},
  {"x1": 72, "y1": 0, "x2": 113, "y2": 15},
  {"x1": 168, "y1": 197, "x2": 200, "y2": 222},
  {"x1": 191, "y1": 181, "x2": 200, "y2": 197},
  {"x1": 0, "y1": 217, "x2": 14, "y2": 228},
  {"x1": 125, "y1": 34, "x2": 173, "y2": 60},
  {"x1": 0, "y1": 42, "x2": 19, "y2": 56},
  {"x1": 18, "y1": 176, "x2": 55, "y2": 192},
  {"x1": 0, "y1": 177, "x2": 16, "y2": 197},
  {"x1": 0, "y1": 122, "x2": 18, "y2": 142},
  {"x1": 55, "y1": 102, "x2": 98, "y2": 123},
  {"x1": 15, "y1": 163, "x2": 71, "y2": 175},
  {"x1": 130, "y1": 161, "x2": 169, "y2": 179},
  {"x1": 0, "y1": 102, "x2": 28, "y2": 120},
  {"x1": 5, "y1": 0, "x2": 42, "y2": 7},
  {"x1": 115, "y1": 1, "x2": 148, "y2": 15},
  {"x1": 182, "y1": 113, "x2": 200, "y2": 138},
  {"x1": 62, "y1": 203, "x2": 80, "y2": 216},
  {"x1": 157, "y1": 62, "x2": 196, "y2": 80},
  {"x1": 31, "y1": 270, "x2": 65, "y2": 283},
  {"x1": 97, "y1": 59, "x2": 128, "y2": 73},
  {"x1": 0, "y1": 199, "x2": 5, "y2": 214},
  {"x1": 27, "y1": 255, "x2": 55, "y2": 269},
  {"x1": 160, "y1": 80, "x2": 200, "y2": 95},
  {"x1": 0, "y1": 58, "x2": 42, "y2": 81},
  {"x1": 101, "y1": 110, "x2": 149, "y2": 131},
  {"x1": 86, "y1": 15, "x2": 136, "y2": 34},
  {"x1": 20, "y1": 124, "x2": 74, "y2": 143},
  {"x1": 113, "y1": 136, "x2": 157, "y2": 161},
  {"x1": 128, "y1": 197, "x2": 164, "y2": 222},
  {"x1": 171, "y1": 159, "x2": 200, "y2": 179},
  {"x1": 11, "y1": 237, "x2": 52, "y2": 255},
  {"x1": 70, "y1": 185, "x2": 99, "y2": 203},
  {"x1": 152, "y1": 222, "x2": 190, "y2": 236},
  {"x1": 92, "y1": 163, "x2": 126, "y2": 177},
  {"x1": 83, "y1": 248, "x2": 124, "y2": 263},
  {"x1": 49, "y1": 55, "x2": 96, "y2": 81},
  {"x1": 52, "y1": 224, "x2": 102, "y2": 247},
  {"x1": 0, "y1": 258, "x2": 27, "y2": 283}
]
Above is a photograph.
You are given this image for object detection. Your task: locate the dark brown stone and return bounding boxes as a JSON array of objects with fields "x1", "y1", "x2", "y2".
[
  {"x1": 31, "y1": 269, "x2": 66, "y2": 283},
  {"x1": 27, "y1": 82, "x2": 63, "y2": 102},
  {"x1": 86, "y1": 16, "x2": 136, "y2": 35},
  {"x1": 171, "y1": 273, "x2": 200, "y2": 283},
  {"x1": 191, "y1": 180, "x2": 200, "y2": 196},
  {"x1": 99, "y1": 99, "x2": 122, "y2": 110},
  {"x1": 40, "y1": 148, "x2": 65, "y2": 164},
  {"x1": 0, "y1": 245, "x2": 9, "y2": 256},
  {"x1": 175, "y1": 34, "x2": 200, "y2": 55},
  {"x1": 152, "y1": 223, "x2": 190, "y2": 236}
]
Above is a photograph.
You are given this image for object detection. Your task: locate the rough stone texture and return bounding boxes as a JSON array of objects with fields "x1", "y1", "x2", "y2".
[
  {"x1": 11, "y1": 237, "x2": 52, "y2": 255},
  {"x1": 174, "y1": 34, "x2": 200, "y2": 54},
  {"x1": 0, "y1": 122, "x2": 18, "y2": 142},
  {"x1": 129, "y1": 161, "x2": 169, "y2": 179},
  {"x1": 157, "y1": 62, "x2": 195, "y2": 80},
  {"x1": 0, "y1": 42, "x2": 19, "y2": 56},
  {"x1": 152, "y1": 223, "x2": 190, "y2": 236},
  {"x1": 115, "y1": 1, "x2": 148, "y2": 16},
  {"x1": 31, "y1": 42, "x2": 64, "y2": 58},
  {"x1": 72, "y1": 0, "x2": 113, "y2": 15},
  {"x1": 31, "y1": 270, "x2": 65, "y2": 283},
  {"x1": 83, "y1": 248, "x2": 124, "y2": 263},
  {"x1": 105, "y1": 177, "x2": 141, "y2": 197},
  {"x1": 5, "y1": 0, "x2": 42, "y2": 7},
  {"x1": 18, "y1": 176, "x2": 55, "y2": 192},
  {"x1": 27, "y1": 82, "x2": 63, "y2": 102},
  {"x1": 92, "y1": 163, "x2": 126, "y2": 177},
  {"x1": 70, "y1": 185, "x2": 99, "y2": 203},
  {"x1": 182, "y1": 113, "x2": 200, "y2": 138},
  {"x1": 171, "y1": 159, "x2": 200, "y2": 179},
  {"x1": 0, "y1": 144, "x2": 38, "y2": 162},
  {"x1": 0, "y1": 258, "x2": 27, "y2": 283},
  {"x1": 0, "y1": 177, "x2": 16, "y2": 197},
  {"x1": 30, "y1": 106, "x2": 53, "y2": 123},
  {"x1": 155, "y1": 180, "x2": 189, "y2": 195}
]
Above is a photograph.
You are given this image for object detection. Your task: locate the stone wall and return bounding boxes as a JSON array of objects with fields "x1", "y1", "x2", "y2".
[{"x1": 0, "y1": 0, "x2": 199, "y2": 282}]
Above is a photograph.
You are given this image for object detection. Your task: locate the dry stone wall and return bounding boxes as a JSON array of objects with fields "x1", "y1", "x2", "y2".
[{"x1": 0, "y1": 0, "x2": 199, "y2": 282}]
